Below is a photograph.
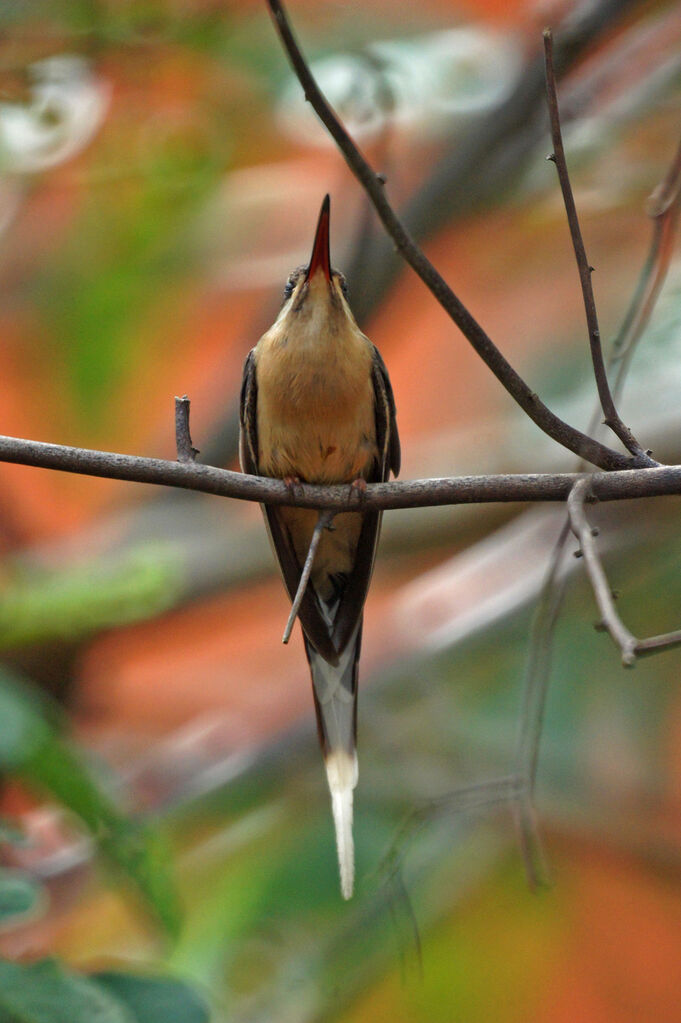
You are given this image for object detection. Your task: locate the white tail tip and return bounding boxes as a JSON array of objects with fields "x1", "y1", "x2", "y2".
[{"x1": 325, "y1": 751, "x2": 358, "y2": 900}]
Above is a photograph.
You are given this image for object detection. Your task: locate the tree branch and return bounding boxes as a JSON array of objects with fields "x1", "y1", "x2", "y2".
[
  {"x1": 567, "y1": 478, "x2": 681, "y2": 664},
  {"x1": 174, "y1": 395, "x2": 199, "y2": 463},
  {"x1": 2, "y1": 432, "x2": 681, "y2": 511},
  {"x1": 515, "y1": 129, "x2": 681, "y2": 810},
  {"x1": 282, "y1": 508, "x2": 335, "y2": 643},
  {"x1": 265, "y1": 0, "x2": 646, "y2": 473},
  {"x1": 610, "y1": 135, "x2": 681, "y2": 376},
  {"x1": 348, "y1": 0, "x2": 647, "y2": 325},
  {"x1": 542, "y1": 29, "x2": 653, "y2": 465}
]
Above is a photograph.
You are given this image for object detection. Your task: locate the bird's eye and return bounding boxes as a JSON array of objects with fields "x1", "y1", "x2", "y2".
[
  {"x1": 336, "y1": 272, "x2": 349, "y2": 299},
  {"x1": 283, "y1": 266, "x2": 306, "y2": 302}
]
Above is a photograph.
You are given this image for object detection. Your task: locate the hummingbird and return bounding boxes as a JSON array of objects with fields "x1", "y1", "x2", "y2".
[{"x1": 239, "y1": 194, "x2": 400, "y2": 898}]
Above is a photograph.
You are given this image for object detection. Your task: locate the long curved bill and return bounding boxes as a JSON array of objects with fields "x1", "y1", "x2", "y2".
[{"x1": 305, "y1": 193, "x2": 331, "y2": 282}]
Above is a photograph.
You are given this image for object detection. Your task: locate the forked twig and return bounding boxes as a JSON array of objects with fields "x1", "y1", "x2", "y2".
[
  {"x1": 543, "y1": 29, "x2": 653, "y2": 465},
  {"x1": 567, "y1": 478, "x2": 638, "y2": 664},
  {"x1": 515, "y1": 130, "x2": 681, "y2": 834},
  {"x1": 567, "y1": 478, "x2": 681, "y2": 664},
  {"x1": 282, "y1": 508, "x2": 336, "y2": 644},
  {"x1": 265, "y1": 0, "x2": 645, "y2": 473}
]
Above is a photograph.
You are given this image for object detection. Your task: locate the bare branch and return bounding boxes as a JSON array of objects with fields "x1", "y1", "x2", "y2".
[
  {"x1": 568, "y1": 478, "x2": 638, "y2": 664},
  {"x1": 635, "y1": 630, "x2": 681, "y2": 657},
  {"x1": 516, "y1": 520, "x2": 573, "y2": 791},
  {"x1": 514, "y1": 130, "x2": 681, "y2": 818},
  {"x1": 543, "y1": 29, "x2": 653, "y2": 465},
  {"x1": 646, "y1": 134, "x2": 681, "y2": 220},
  {"x1": 174, "y1": 395, "x2": 199, "y2": 463},
  {"x1": 282, "y1": 508, "x2": 336, "y2": 644},
  {"x1": 611, "y1": 136, "x2": 681, "y2": 377},
  {"x1": 3, "y1": 432, "x2": 681, "y2": 511},
  {"x1": 264, "y1": 0, "x2": 647, "y2": 472},
  {"x1": 513, "y1": 791, "x2": 551, "y2": 891},
  {"x1": 567, "y1": 478, "x2": 681, "y2": 664},
  {"x1": 377, "y1": 774, "x2": 526, "y2": 882}
]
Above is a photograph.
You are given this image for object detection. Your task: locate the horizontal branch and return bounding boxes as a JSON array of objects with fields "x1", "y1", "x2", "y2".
[{"x1": 2, "y1": 433, "x2": 681, "y2": 511}]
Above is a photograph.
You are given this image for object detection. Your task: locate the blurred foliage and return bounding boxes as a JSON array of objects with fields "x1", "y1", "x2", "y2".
[
  {"x1": 0, "y1": 958, "x2": 209, "y2": 1023},
  {"x1": 0, "y1": 545, "x2": 183, "y2": 650},
  {"x1": 33, "y1": 120, "x2": 226, "y2": 425},
  {"x1": 151, "y1": 497, "x2": 681, "y2": 1021},
  {"x1": 0, "y1": 667, "x2": 180, "y2": 937},
  {"x1": 0, "y1": 867, "x2": 45, "y2": 930}
]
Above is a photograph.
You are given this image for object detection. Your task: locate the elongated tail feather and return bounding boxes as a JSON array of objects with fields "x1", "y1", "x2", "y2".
[{"x1": 304, "y1": 621, "x2": 362, "y2": 899}]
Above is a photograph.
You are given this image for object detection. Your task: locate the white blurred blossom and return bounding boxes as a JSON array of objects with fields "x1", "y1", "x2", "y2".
[
  {"x1": 0, "y1": 55, "x2": 110, "y2": 174},
  {"x1": 277, "y1": 27, "x2": 521, "y2": 146}
]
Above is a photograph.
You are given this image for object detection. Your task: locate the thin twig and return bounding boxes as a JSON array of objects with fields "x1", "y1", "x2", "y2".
[
  {"x1": 348, "y1": 0, "x2": 647, "y2": 325},
  {"x1": 174, "y1": 395, "x2": 199, "y2": 463},
  {"x1": 377, "y1": 774, "x2": 526, "y2": 881},
  {"x1": 265, "y1": 0, "x2": 646, "y2": 473},
  {"x1": 567, "y1": 478, "x2": 637, "y2": 664},
  {"x1": 635, "y1": 631, "x2": 681, "y2": 657},
  {"x1": 512, "y1": 521, "x2": 571, "y2": 888},
  {"x1": 513, "y1": 791, "x2": 551, "y2": 891},
  {"x1": 565, "y1": 478, "x2": 681, "y2": 665},
  {"x1": 386, "y1": 866, "x2": 424, "y2": 980},
  {"x1": 543, "y1": 29, "x2": 652, "y2": 465},
  {"x1": 516, "y1": 519, "x2": 573, "y2": 791},
  {"x1": 514, "y1": 131, "x2": 681, "y2": 822},
  {"x1": 282, "y1": 508, "x2": 335, "y2": 644},
  {"x1": 3, "y1": 432, "x2": 681, "y2": 510},
  {"x1": 610, "y1": 136, "x2": 681, "y2": 377}
]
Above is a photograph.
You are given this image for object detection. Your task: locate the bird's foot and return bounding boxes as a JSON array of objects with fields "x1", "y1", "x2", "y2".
[
  {"x1": 348, "y1": 477, "x2": 367, "y2": 505},
  {"x1": 283, "y1": 475, "x2": 303, "y2": 494}
]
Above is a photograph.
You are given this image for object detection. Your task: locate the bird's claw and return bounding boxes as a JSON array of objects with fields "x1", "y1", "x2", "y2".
[
  {"x1": 283, "y1": 475, "x2": 303, "y2": 495},
  {"x1": 348, "y1": 477, "x2": 367, "y2": 504}
]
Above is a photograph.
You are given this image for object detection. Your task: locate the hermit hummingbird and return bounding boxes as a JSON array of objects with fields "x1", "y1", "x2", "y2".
[{"x1": 239, "y1": 194, "x2": 400, "y2": 898}]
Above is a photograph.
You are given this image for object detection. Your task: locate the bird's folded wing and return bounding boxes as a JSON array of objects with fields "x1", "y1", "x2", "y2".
[{"x1": 331, "y1": 350, "x2": 400, "y2": 652}]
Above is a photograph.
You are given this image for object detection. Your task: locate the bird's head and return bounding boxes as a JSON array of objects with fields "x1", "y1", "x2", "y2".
[{"x1": 277, "y1": 195, "x2": 353, "y2": 332}]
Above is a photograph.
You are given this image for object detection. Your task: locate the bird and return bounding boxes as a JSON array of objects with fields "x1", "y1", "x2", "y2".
[{"x1": 239, "y1": 194, "x2": 400, "y2": 899}]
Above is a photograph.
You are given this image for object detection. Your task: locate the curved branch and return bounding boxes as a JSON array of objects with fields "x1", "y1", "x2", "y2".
[
  {"x1": 265, "y1": 0, "x2": 643, "y2": 473},
  {"x1": 567, "y1": 478, "x2": 681, "y2": 664},
  {"x1": 348, "y1": 0, "x2": 647, "y2": 325},
  {"x1": 2, "y1": 433, "x2": 681, "y2": 511}
]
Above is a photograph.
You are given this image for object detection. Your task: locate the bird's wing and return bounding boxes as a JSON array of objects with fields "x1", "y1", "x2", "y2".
[
  {"x1": 331, "y1": 347, "x2": 400, "y2": 653},
  {"x1": 372, "y1": 344, "x2": 401, "y2": 479},
  {"x1": 238, "y1": 349, "x2": 259, "y2": 475},
  {"x1": 238, "y1": 348, "x2": 341, "y2": 665}
]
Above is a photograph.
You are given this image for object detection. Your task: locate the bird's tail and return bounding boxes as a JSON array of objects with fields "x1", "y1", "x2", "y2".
[{"x1": 304, "y1": 621, "x2": 362, "y2": 900}]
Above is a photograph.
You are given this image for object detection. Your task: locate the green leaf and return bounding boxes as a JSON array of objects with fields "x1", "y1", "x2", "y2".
[
  {"x1": 92, "y1": 973, "x2": 210, "y2": 1023},
  {"x1": 23, "y1": 736, "x2": 182, "y2": 939},
  {"x1": 0, "y1": 679, "x2": 50, "y2": 770},
  {"x1": 0, "y1": 869, "x2": 46, "y2": 927},
  {"x1": 0, "y1": 669, "x2": 180, "y2": 937},
  {"x1": 0, "y1": 958, "x2": 135, "y2": 1023}
]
